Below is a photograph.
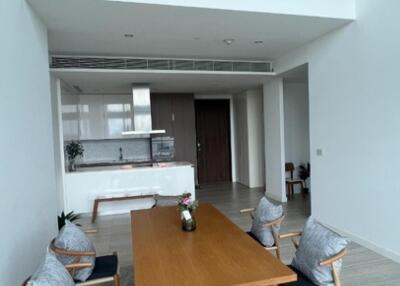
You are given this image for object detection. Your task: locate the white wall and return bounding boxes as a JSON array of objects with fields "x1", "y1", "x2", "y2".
[
  {"x1": 283, "y1": 82, "x2": 310, "y2": 192},
  {"x1": 234, "y1": 89, "x2": 265, "y2": 188},
  {"x1": 0, "y1": 1, "x2": 59, "y2": 285},
  {"x1": 263, "y1": 80, "x2": 286, "y2": 202},
  {"x1": 234, "y1": 93, "x2": 250, "y2": 186},
  {"x1": 247, "y1": 89, "x2": 265, "y2": 188},
  {"x1": 276, "y1": 0, "x2": 400, "y2": 262},
  {"x1": 50, "y1": 76, "x2": 66, "y2": 211},
  {"x1": 122, "y1": 0, "x2": 356, "y2": 19}
]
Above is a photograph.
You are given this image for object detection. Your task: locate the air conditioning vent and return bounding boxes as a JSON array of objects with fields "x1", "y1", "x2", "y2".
[
  {"x1": 233, "y1": 62, "x2": 250, "y2": 72},
  {"x1": 50, "y1": 56, "x2": 273, "y2": 73},
  {"x1": 194, "y1": 61, "x2": 213, "y2": 71},
  {"x1": 172, "y1": 60, "x2": 194, "y2": 70},
  {"x1": 126, "y1": 59, "x2": 148, "y2": 69},
  {"x1": 148, "y1": 59, "x2": 170, "y2": 70},
  {"x1": 214, "y1": 61, "x2": 233, "y2": 71}
]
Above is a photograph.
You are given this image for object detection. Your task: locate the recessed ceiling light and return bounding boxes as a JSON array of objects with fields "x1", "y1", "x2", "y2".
[
  {"x1": 254, "y1": 40, "x2": 263, "y2": 44},
  {"x1": 223, "y1": 39, "x2": 235, "y2": 45},
  {"x1": 124, "y1": 34, "x2": 134, "y2": 38}
]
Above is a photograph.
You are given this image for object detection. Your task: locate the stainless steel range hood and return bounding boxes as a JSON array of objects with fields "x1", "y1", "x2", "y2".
[{"x1": 121, "y1": 84, "x2": 166, "y2": 136}]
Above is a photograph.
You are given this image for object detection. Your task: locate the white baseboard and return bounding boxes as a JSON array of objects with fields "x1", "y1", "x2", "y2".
[{"x1": 321, "y1": 221, "x2": 400, "y2": 264}]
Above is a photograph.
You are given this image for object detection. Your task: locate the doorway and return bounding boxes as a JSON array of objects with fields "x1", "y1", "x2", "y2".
[
  {"x1": 282, "y1": 64, "x2": 311, "y2": 201},
  {"x1": 195, "y1": 100, "x2": 232, "y2": 185}
]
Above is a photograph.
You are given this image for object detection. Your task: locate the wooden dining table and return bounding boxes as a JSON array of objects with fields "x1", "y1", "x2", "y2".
[{"x1": 131, "y1": 203, "x2": 297, "y2": 286}]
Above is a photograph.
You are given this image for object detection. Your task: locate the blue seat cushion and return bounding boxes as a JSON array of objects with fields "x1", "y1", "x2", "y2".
[
  {"x1": 75, "y1": 255, "x2": 118, "y2": 282},
  {"x1": 246, "y1": 231, "x2": 267, "y2": 247},
  {"x1": 282, "y1": 265, "x2": 316, "y2": 286}
]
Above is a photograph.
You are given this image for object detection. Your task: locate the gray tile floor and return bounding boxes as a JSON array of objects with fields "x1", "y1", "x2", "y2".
[{"x1": 81, "y1": 183, "x2": 400, "y2": 285}]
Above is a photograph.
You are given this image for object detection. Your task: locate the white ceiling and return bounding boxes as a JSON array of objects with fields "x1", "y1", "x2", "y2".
[
  {"x1": 53, "y1": 69, "x2": 273, "y2": 94},
  {"x1": 29, "y1": 0, "x2": 351, "y2": 60}
]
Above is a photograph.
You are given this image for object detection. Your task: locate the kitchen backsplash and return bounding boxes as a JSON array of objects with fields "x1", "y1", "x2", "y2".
[{"x1": 77, "y1": 138, "x2": 151, "y2": 163}]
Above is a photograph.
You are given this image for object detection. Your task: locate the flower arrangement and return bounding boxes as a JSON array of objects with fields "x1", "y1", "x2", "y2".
[
  {"x1": 65, "y1": 140, "x2": 84, "y2": 161},
  {"x1": 65, "y1": 141, "x2": 84, "y2": 171},
  {"x1": 178, "y1": 193, "x2": 198, "y2": 213}
]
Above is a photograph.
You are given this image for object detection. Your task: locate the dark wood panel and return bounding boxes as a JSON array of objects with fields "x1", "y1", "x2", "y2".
[
  {"x1": 131, "y1": 204, "x2": 297, "y2": 286},
  {"x1": 195, "y1": 100, "x2": 231, "y2": 185},
  {"x1": 151, "y1": 93, "x2": 197, "y2": 171},
  {"x1": 172, "y1": 94, "x2": 197, "y2": 166},
  {"x1": 150, "y1": 93, "x2": 173, "y2": 136}
]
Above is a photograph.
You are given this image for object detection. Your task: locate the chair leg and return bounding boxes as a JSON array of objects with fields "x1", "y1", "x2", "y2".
[
  {"x1": 91, "y1": 199, "x2": 99, "y2": 224},
  {"x1": 291, "y1": 184, "x2": 294, "y2": 200},
  {"x1": 286, "y1": 182, "x2": 289, "y2": 199},
  {"x1": 289, "y1": 184, "x2": 293, "y2": 200},
  {"x1": 113, "y1": 274, "x2": 121, "y2": 286}
]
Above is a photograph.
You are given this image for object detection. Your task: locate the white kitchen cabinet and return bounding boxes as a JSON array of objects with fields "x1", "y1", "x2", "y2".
[
  {"x1": 61, "y1": 90, "x2": 79, "y2": 141},
  {"x1": 103, "y1": 94, "x2": 133, "y2": 139},
  {"x1": 64, "y1": 164, "x2": 195, "y2": 214},
  {"x1": 61, "y1": 93, "x2": 135, "y2": 141},
  {"x1": 79, "y1": 94, "x2": 105, "y2": 140}
]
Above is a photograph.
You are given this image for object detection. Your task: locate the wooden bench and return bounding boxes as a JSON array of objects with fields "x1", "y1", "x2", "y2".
[{"x1": 91, "y1": 192, "x2": 157, "y2": 223}]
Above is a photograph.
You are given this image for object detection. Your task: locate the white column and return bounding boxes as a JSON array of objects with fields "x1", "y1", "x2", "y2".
[{"x1": 263, "y1": 79, "x2": 286, "y2": 202}]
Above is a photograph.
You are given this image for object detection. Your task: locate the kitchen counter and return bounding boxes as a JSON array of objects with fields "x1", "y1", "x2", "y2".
[
  {"x1": 74, "y1": 161, "x2": 192, "y2": 173},
  {"x1": 64, "y1": 161, "x2": 195, "y2": 215}
]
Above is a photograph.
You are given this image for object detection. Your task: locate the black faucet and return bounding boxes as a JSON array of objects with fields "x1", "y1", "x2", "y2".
[{"x1": 119, "y1": 147, "x2": 123, "y2": 161}]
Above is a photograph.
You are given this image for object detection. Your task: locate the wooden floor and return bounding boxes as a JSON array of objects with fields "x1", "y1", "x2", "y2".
[{"x1": 81, "y1": 183, "x2": 400, "y2": 286}]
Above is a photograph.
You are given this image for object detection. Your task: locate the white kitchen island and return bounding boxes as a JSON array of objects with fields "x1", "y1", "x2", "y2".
[{"x1": 64, "y1": 162, "x2": 195, "y2": 215}]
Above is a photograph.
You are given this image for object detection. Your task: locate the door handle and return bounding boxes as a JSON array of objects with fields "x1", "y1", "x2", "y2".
[{"x1": 197, "y1": 142, "x2": 201, "y2": 152}]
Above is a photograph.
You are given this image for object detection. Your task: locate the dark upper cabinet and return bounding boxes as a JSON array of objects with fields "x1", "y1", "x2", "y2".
[
  {"x1": 151, "y1": 94, "x2": 174, "y2": 136},
  {"x1": 151, "y1": 93, "x2": 197, "y2": 167}
]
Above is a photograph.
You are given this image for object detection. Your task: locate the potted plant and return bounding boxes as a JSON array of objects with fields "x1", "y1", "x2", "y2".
[
  {"x1": 298, "y1": 163, "x2": 311, "y2": 193},
  {"x1": 178, "y1": 193, "x2": 199, "y2": 232},
  {"x1": 57, "y1": 211, "x2": 81, "y2": 231},
  {"x1": 65, "y1": 141, "x2": 84, "y2": 171}
]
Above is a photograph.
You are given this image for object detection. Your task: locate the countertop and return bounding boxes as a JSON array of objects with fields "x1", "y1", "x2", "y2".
[{"x1": 71, "y1": 161, "x2": 193, "y2": 173}]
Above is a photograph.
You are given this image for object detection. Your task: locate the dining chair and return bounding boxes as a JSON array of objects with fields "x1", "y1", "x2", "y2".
[
  {"x1": 240, "y1": 208, "x2": 285, "y2": 260},
  {"x1": 21, "y1": 261, "x2": 93, "y2": 286},
  {"x1": 285, "y1": 162, "x2": 305, "y2": 200},
  {"x1": 48, "y1": 238, "x2": 121, "y2": 286},
  {"x1": 153, "y1": 194, "x2": 180, "y2": 207},
  {"x1": 279, "y1": 231, "x2": 348, "y2": 286}
]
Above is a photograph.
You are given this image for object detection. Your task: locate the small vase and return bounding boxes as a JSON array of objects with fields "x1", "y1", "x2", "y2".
[
  {"x1": 181, "y1": 210, "x2": 196, "y2": 232},
  {"x1": 68, "y1": 158, "x2": 76, "y2": 172},
  {"x1": 182, "y1": 216, "x2": 196, "y2": 232}
]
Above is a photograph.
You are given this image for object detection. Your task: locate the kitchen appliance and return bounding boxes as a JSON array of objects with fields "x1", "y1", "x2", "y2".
[
  {"x1": 121, "y1": 84, "x2": 166, "y2": 136},
  {"x1": 151, "y1": 136, "x2": 175, "y2": 162}
]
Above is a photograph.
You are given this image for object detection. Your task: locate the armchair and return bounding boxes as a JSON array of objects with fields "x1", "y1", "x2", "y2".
[
  {"x1": 279, "y1": 232, "x2": 348, "y2": 286},
  {"x1": 240, "y1": 207, "x2": 285, "y2": 260}
]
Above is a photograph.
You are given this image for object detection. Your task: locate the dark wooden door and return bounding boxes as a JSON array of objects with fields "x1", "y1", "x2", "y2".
[{"x1": 195, "y1": 100, "x2": 231, "y2": 185}]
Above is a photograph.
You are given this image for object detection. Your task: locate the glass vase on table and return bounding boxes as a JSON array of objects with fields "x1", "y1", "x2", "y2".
[
  {"x1": 178, "y1": 193, "x2": 198, "y2": 232},
  {"x1": 181, "y1": 209, "x2": 196, "y2": 232}
]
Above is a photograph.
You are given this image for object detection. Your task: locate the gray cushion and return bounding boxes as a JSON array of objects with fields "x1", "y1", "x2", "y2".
[
  {"x1": 250, "y1": 197, "x2": 283, "y2": 247},
  {"x1": 154, "y1": 195, "x2": 180, "y2": 207},
  {"x1": 54, "y1": 221, "x2": 95, "y2": 282},
  {"x1": 291, "y1": 218, "x2": 350, "y2": 286},
  {"x1": 27, "y1": 250, "x2": 75, "y2": 286}
]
